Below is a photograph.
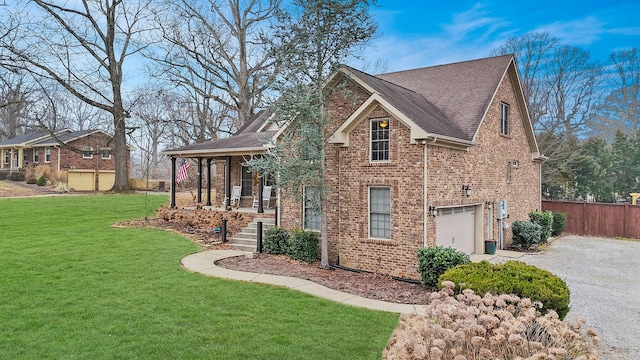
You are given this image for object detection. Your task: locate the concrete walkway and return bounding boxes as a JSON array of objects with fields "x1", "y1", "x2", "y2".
[{"x1": 181, "y1": 249, "x2": 524, "y2": 314}]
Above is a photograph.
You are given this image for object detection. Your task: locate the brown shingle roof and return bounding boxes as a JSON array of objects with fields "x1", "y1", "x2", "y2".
[
  {"x1": 343, "y1": 66, "x2": 466, "y2": 140},
  {"x1": 163, "y1": 130, "x2": 276, "y2": 155},
  {"x1": 374, "y1": 54, "x2": 513, "y2": 141}
]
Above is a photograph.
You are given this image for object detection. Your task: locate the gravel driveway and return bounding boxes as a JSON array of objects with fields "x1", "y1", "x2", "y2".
[{"x1": 519, "y1": 235, "x2": 640, "y2": 359}]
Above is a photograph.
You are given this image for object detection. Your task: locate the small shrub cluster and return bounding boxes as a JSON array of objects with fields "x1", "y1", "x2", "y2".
[
  {"x1": 439, "y1": 260, "x2": 570, "y2": 319},
  {"x1": 417, "y1": 246, "x2": 470, "y2": 287},
  {"x1": 0, "y1": 171, "x2": 7, "y2": 180},
  {"x1": 263, "y1": 227, "x2": 319, "y2": 263},
  {"x1": 529, "y1": 211, "x2": 554, "y2": 243},
  {"x1": 263, "y1": 227, "x2": 290, "y2": 255},
  {"x1": 287, "y1": 229, "x2": 319, "y2": 263},
  {"x1": 512, "y1": 221, "x2": 542, "y2": 250},
  {"x1": 7, "y1": 171, "x2": 25, "y2": 181},
  {"x1": 383, "y1": 281, "x2": 598, "y2": 360},
  {"x1": 551, "y1": 212, "x2": 567, "y2": 236}
]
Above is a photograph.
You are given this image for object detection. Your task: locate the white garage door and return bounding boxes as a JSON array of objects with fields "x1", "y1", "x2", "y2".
[{"x1": 436, "y1": 206, "x2": 475, "y2": 254}]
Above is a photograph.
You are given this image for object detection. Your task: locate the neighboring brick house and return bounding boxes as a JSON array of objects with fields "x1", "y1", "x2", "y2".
[
  {"x1": 164, "y1": 54, "x2": 545, "y2": 280},
  {"x1": 0, "y1": 129, "x2": 124, "y2": 191}
]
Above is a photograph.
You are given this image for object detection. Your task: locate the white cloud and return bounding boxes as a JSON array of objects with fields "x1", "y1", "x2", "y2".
[{"x1": 533, "y1": 16, "x2": 605, "y2": 46}]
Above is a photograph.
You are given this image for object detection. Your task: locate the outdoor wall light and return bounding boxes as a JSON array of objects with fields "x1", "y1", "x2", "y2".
[
  {"x1": 428, "y1": 206, "x2": 438, "y2": 217},
  {"x1": 462, "y1": 185, "x2": 472, "y2": 197}
]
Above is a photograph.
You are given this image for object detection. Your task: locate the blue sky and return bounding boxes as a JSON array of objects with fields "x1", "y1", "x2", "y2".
[{"x1": 364, "y1": 1, "x2": 640, "y2": 72}]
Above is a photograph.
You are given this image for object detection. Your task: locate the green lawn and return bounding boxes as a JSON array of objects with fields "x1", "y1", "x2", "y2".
[{"x1": 0, "y1": 195, "x2": 399, "y2": 359}]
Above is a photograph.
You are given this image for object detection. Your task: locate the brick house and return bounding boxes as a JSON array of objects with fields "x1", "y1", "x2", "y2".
[
  {"x1": 0, "y1": 129, "x2": 124, "y2": 191},
  {"x1": 164, "y1": 54, "x2": 545, "y2": 279}
]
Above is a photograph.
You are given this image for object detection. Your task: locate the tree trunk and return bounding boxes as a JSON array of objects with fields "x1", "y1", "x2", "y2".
[{"x1": 112, "y1": 112, "x2": 130, "y2": 191}]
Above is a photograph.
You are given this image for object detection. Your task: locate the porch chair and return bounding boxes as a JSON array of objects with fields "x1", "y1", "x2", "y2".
[
  {"x1": 225, "y1": 185, "x2": 241, "y2": 207},
  {"x1": 252, "y1": 185, "x2": 272, "y2": 209}
]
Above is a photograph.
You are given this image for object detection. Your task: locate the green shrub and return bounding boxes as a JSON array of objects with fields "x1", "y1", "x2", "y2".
[
  {"x1": 439, "y1": 260, "x2": 571, "y2": 319},
  {"x1": 263, "y1": 226, "x2": 290, "y2": 255},
  {"x1": 529, "y1": 211, "x2": 553, "y2": 243},
  {"x1": 8, "y1": 172, "x2": 25, "y2": 181},
  {"x1": 417, "y1": 246, "x2": 470, "y2": 287},
  {"x1": 512, "y1": 220, "x2": 542, "y2": 250},
  {"x1": 36, "y1": 175, "x2": 47, "y2": 186},
  {"x1": 0, "y1": 171, "x2": 8, "y2": 180},
  {"x1": 287, "y1": 229, "x2": 318, "y2": 263},
  {"x1": 551, "y1": 211, "x2": 567, "y2": 236}
]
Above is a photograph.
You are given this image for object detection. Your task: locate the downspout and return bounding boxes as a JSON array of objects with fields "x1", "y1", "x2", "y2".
[
  {"x1": 422, "y1": 137, "x2": 438, "y2": 248},
  {"x1": 423, "y1": 141, "x2": 428, "y2": 247}
]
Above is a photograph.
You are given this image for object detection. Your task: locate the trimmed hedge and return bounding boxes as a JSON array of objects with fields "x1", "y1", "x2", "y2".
[
  {"x1": 417, "y1": 246, "x2": 470, "y2": 287},
  {"x1": 287, "y1": 229, "x2": 318, "y2": 263},
  {"x1": 439, "y1": 260, "x2": 570, "y2": 319},
  {"x1": 551, "y1": 211, "x2": 567, "y2": 236},
  {"x1": 529, "y1": 211, "x2": 554, "y2": 243},
  {"x1": 512, "y1": 220, "x2": 542, "y2": 250},
  {"x1": 263, "y1": 226, "x2": 290, "y2": 255}
]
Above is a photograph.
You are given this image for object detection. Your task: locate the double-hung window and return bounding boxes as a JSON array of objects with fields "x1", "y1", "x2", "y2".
[
  {"x1": 500, "y1": 102, "x2": 510, "y2": 136},
  {"x1": 82, "y1": 146, "x2": 93, "y2": 159},
  {"x1": 45, "y1": 148, "x2": 51, "y2": 163},
  {"x1": 241, "y1": 165, "x2": 252, "y2": 196},
  {"x1": 369, "y1": 187, "x2": 390, "y2": 239},
  {"x1": 33, "y1": 149, "x2": 39, "y2": 163},
  {"x1": 303, "y1": 186, "x2": 321, "y2": 231},
  {"x1": 371, "y1": 119, "x2": 390, "y2": 162},
  {"x1": 101, "y1": 148, "x2": 111, "y2": 160}
]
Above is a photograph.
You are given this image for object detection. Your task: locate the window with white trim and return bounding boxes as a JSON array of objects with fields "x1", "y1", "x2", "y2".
[
  {"x1": 82, "y1": 146, "x2": 93, "y2": 159},
  {"x1": 303, "y1": 186, "x2": 321, "y2": 231},
  {"x1": 371, "y1": 119, "x2": 390, "y2": 162},
  {"x1": 369, "y1": 187, "x2": 390, "y2": 239},
  {"x1": 501, "y1": 102, "x2": 510, "y2": 136},
  {"x1": 4, "y1": 149, "x2": 9, "y2": 164},
  {"x1": 33, "y1": 149, "x2": 39, "y2": 163},
  {"x1": 45, "y1": 148, "x2": 51, "y2": 163},
  {"x1": 101, "y1": 148, "x2": 111, "y2": 160}
]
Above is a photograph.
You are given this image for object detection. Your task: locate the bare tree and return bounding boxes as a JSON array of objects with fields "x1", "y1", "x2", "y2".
[
  {"x1": 492, "y1": 32, "x2": 557, "y2": 129},
  {"x1": 0, "y1": 0, "x2": 155, "y2": 191},
  {"x1": 129, "y1": 87, "x2": 177, "y2": 178},
  {"x1": 148, "y1": 0, "x2": 280, "y2": 139},
  {"x1": 592, "y1": 48, "x2": 640, "y2": 139},
  {"x1": 0, "y1": 73, "x2": 37, "y2": 139}
]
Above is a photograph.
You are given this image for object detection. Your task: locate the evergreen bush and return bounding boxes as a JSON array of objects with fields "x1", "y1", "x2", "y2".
[
  {"x1": 417, "y1": 246, "x2": 470, "y2": 287},
  {"x1": 0, "y1": 171, "x2": 7, "y2": 180},
  {"x1": 439, "y1": 260, "x2": 571, "y2": 319},
  {"x1": 263, "y1": 226, "x2": 290, "y2": 255},
  {"x1": 512, "y1": 220, "x2": 542, "y2": 250},
  {"x1": 36, "y1": 175, "x2": 47, "y2": 186},
  {"x1": 287, "y1": 229, "x2": 318, "y2": 263},
  {"x1": 529, "y1": 211, "x2": 554, "y2": 243},
  {"x1": 551, "y1": 211, "x2": 567, "y2": 236}
]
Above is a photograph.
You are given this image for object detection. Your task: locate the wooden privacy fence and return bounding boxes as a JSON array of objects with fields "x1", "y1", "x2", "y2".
[{"x1": 542, "y1": 201, "x2": 640, "y2": 239}]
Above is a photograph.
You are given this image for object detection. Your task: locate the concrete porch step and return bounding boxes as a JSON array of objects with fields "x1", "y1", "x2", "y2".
[{"x1": 228, "y1": 218, "x2": 276, "y2": 252}]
